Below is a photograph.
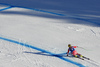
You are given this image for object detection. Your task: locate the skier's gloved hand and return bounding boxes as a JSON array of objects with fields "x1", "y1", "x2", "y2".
[{"x1": 67, "y1": 54, "x2": 68, "y2": 56}]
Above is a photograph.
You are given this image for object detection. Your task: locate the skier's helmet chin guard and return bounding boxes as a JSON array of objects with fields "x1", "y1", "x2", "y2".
[{"x1": 68, "y1": 44, "x2": 71, "y2": 47}]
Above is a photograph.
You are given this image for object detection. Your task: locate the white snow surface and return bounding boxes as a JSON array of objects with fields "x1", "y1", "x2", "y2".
[{"x1": 0, "y1": 0, "x2": 100, "y2": 67}]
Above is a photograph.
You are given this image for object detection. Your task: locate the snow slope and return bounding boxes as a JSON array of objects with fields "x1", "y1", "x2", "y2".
[{"x1": 0, "y1": 0, "x2": 100, "y2": 67}]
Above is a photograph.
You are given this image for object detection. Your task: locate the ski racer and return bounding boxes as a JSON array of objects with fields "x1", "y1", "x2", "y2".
[{"x1": 67, "y1": 44, "x2": 83, "y2": 58}]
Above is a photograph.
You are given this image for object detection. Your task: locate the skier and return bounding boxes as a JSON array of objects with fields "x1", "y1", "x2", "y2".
[{"x1": 67, "y1": 44, "x2": 83, "y2": 58}]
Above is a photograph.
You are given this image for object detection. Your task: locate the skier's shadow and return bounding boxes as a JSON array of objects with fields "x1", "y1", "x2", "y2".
[{"x1": 23, "y1": 51, "x2": 73, "y2": 57}]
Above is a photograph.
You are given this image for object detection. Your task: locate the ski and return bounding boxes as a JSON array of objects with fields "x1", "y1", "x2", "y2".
[
  {"x1": 77, "y1": 56, "x2": 90, "y2": 60},
  {"x1": 78, "y1": 57, "x2": 84, "y2": 60},
  {"x1": 83, "y1": 56, "x2": 90, "y2": 60}
]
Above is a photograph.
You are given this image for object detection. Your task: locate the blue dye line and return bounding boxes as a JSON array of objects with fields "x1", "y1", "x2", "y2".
[
  {"x1": 0, "y1": 6, "x2": 14, "y2": 11},
  {"x1": 20, "y1": 6, "x2": 65, "y2": 16},
  {"x1": 0, "y1": 3, "x2": 100, "y2": 26},
  {"x1": 0, "y1": 3, "x2": 65, "y2": 16},
  {"x1": 0, "y1": 36, "x2": 85, "y2": 67},
  {"x1": 73, "y1": 17, "x2": 100, "y2": 26}
]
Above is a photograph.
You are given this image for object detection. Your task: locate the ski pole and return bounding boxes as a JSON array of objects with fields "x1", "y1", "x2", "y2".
[{"x1": 78, "y1": 46, "x2": 92, "y2": 51}]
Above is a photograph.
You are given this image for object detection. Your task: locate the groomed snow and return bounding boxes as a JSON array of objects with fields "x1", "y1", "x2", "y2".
[{"x1": 0, "y1": 1, "x2": 100, "y2": 67}]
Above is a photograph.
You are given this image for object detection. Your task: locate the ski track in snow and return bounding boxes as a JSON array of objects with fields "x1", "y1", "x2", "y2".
[
  {"x1": 0, "y1": 36, "x2": 85, "y2": 67},
  {"x1": 0, "y1": 36, "x2": 100, "y2": 67},
  {"x1": 0, "y1": 3, "x2": 100, "y2": 67}
]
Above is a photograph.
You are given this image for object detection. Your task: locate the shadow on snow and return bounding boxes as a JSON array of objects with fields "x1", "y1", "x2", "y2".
[
  {"x1": 0, "y1": 0, "x2": 100, "y2": 27},
  {"x1": 23, "y1": 51, "x2": 68, "y2": 57}
]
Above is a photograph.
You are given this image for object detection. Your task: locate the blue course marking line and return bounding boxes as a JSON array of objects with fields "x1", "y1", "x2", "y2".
[
  {"x1": 21, "y1": 7, "x2": 66, "y2": 16},
  {"x1": 73, "y1": 17, "x2": 100, "y2": 26},
  {"x1": 0, "y1": 3, "x2": 65, "y2": 16},
  {"x1": 0, "y1": 36, "x2": 85, "y2": 67},
  {"x1": 0, "y1": 6, "x2": 14, "y2": 11},
  {"x1": 0, "y1": 3, "x2": 100, "y2": 26}
]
